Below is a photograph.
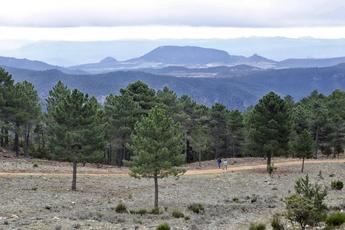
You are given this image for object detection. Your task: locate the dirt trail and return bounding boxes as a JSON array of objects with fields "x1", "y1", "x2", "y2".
[{"x1": 0, "y1": 158, "x2": 343, "y2": 177}]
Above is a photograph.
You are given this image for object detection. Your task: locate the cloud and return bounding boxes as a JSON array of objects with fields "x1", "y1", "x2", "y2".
[{"x1": 1, "y1": 0, "x2": 345, "y2": 27}]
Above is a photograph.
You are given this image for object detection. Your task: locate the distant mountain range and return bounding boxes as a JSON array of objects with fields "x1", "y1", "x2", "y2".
[
  {"x1": 4, "y1": 45, "x2": 345, "y2": 74},
  {"x1": 3, "y1": 45, "x2": 345, "y2": 110},
  {"x1": 3, "y1": 63, "x2": 345, "y2": 110}
]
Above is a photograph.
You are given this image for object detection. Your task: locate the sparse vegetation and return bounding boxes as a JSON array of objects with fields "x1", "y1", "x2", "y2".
[
  {"x1": 150, "y1": 208, "x2": 161, "y2": 215},
  {"x1": 249, "y1": 223, "x2": 266, "y2": 230},
  {"x1": 172, "y1": 210, "x2": 184, "y2": 218},
  {"x1": 331, "y1": 180, "x2": 343, "y2": 190},
  {"x1": 188, "y1": 203, "x2": 204, "y2": 214},
  {"x1": 115, "y1": 203, "x2": 127, "y2": 213},
  {"x1": 271, "y1": 214, "x2": 284, "y2": 230},
  {"x1": 156, "y1": 223, "x2": 170, "y2": 230},
  {"x1": 326, "y1": 212, "x2": 345, "y2": 227}
]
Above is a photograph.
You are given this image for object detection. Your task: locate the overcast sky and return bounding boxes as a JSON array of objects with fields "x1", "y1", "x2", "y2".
[{"x1": 1, "y1": 0, "x2": 345, "y2": 41}]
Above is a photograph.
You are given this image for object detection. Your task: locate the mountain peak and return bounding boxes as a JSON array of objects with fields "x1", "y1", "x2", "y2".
[
  {"x1": 100, "y1": 57, "x2": 117, "y2": 63},
  {"x1": 131, "y1": 45, "x2": 231, "y2": 65}
]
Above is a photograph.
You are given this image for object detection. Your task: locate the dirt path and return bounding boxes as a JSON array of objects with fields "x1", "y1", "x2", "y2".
[{"x1": 0, "y1": 158, "x2": 343, "y2": 177}]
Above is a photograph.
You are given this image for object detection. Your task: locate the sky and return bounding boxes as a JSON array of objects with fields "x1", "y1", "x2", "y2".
[
  {"x1": 1, "y1": 0, "x2": 345, "y2": 41},
  {"x1": 1, "y1": 0, "x2": 345, "y2": 65}
]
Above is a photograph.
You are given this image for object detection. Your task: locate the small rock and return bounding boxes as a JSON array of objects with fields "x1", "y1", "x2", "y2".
[{"x1": 72, "y1": 223, "x2": 81, "y2": 229}]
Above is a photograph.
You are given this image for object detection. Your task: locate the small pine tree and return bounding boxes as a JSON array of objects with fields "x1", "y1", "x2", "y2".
[
  {"x1": 128, "y1": 106, "x2": 185, "y2": 208},
  {"x1": 293, "y1": 129, "x2": 313, "y2": 172}
]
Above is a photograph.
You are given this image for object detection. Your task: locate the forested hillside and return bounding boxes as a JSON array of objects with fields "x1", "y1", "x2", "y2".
[
  {"x1": 4, "y1": 64, "x2": 345, "y2": 111},
  {"x1": 1, "y1": 68, "x2": 344, "y2": 169}
]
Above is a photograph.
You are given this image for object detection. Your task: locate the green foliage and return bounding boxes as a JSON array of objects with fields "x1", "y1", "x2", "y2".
[
  {"x1": 156, "y1": 223, "x2": 170, "y2": 230},
  {"x1": 172, "y1": 210, "x2": 184, "y2": 218},
  {"x1": 115, "y1": 203, "x2": 127, "y2": 213},
  {"x1": 331, "y1": 180, "x2": 344, "y2": 190},
  {"x1": 271, "y1": 215, "x2": 284, "y2": 230},
  {"x1": 247, "y1": 92, "x2": 290, "y2": 170},
  {"x1": 284, "y1": 175, "x2": 327, "y2": 229},
  {"x1": 150, "y1": 208, "x2": 161, "y2": 215},
  {"x1": 46, "y1": 84, "x2": 104, "y2": 163},
  {"x1": 188, "y1": 203, "x2": 204, "y2": 214},
  {"x1": 326, "y1": 212, "x2": 345, "y2": 227},
  {"x1": 131, "y1": 208, "x2": 147, "y2": 215},
  {"x1": 249, "y1": 223, "x2": 266, "y2": 230},
  {"x1": 127, "y1": 106, "x2": 185, "y2": 208},
  {"x1": 128, "y1": 106, "x2": 185, "y2": 178},
  {"x1": 293, "y1": 130, "x2": 313, "y2": 159}
]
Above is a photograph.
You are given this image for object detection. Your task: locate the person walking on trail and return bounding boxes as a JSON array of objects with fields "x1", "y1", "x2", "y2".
[
  {"x1": 216, "y1": 158, "x2": 222, "y2": 169},
  {"x1": 223, "y1": 159, "x2": 228, "y2": 170}
]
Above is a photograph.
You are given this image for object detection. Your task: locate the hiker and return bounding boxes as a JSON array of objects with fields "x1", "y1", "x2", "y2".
[
  {"x1": 216, "y1": 158, "x2": 222, "y2": 169},
  {"x1": 223, "y1": 159, "x2": 228, "y2": 170}
]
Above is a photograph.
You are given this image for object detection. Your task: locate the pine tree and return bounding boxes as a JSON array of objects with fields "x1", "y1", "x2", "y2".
[
  {"x1": 104, "y1": 94, "x2": 139, "y2": 165},
  {"x1": 9, "y1": 81, "x2": 41, "y2": 157},
  {"x1": 128, "y1": 106, "x2": 185, "y2": 208},
  {"x1": 190, "y1": 124, "x2": 209, "y2": 166},
  {"x1": 47, "y1": 85, "x2": 104, "y2": 190},
  {"x1": 0, "y1": 68, "x2": 14, "y2": 148},
  {"x1": 293, "y1": 129, "x2": 313, "y2": 172},
  {"x1": 209, "y1": 103, "x2": 229, "y2": 158},
  {"x1": 227, "y1": 110, "x2": 244, "y2": 157},
  {"x1": 248, "y1": 92, "x2": 290, "y2": 172}
]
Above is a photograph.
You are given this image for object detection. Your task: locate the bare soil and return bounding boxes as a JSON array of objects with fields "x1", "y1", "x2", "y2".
[{"x1": 0, "y1": 149, "x2": 344, "y2": 230}]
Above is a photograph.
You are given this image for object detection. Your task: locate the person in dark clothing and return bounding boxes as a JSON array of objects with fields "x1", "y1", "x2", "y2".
[{"x1": 216, "y1": 158, "x2": 222, "y2": 169}]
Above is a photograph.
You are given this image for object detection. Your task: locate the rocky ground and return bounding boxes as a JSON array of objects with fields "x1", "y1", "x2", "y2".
[{"x1": 0, "y1": 151, "x2": 344, "y2": 230}]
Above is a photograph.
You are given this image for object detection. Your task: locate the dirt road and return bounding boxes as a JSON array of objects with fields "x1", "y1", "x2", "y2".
[{"x1": 0, "y1": 158, "x2": 343, "y2": 177}]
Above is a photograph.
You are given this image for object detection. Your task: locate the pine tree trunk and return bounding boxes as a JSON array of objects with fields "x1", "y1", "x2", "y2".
[
  {"x1": 314, "y1": 125, "x2": 319, "y2": 159},
  {"x1": 14, "y1": 123, "x2": 19, "y2": 157},
  {"x1": 4, "y1": 123, "x2": 9, "y2": 147},
  {"x1": 0, "y1": 127, "x2": 4, "y2": 147},
  {"x1": 72, "y1": 161, "x2": 77, "y2": 191},
  {"x1": 301, "y1": 157, "x2": 305, "y2": 173},
  {"x1": 24, "y1": 125, "x2": 30, "y2": 158},
  {"x1": 154, "y1": 172, "x2": 159, "y2": 209},
  {"x1": 266, "y1": 152, "x2": 272, "y2": 172}
]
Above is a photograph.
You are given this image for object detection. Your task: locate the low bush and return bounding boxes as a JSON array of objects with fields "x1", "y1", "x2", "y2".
[
  {"x1": 172, "y1": 210, "x2": 184, "y2": 218},
  {"x1": 150, "y1": 208, "x2": 161, "y2": 215},
  {"x1": 271, "y1": 215, "x2": 284, "y2": 230},
  {"x1": 156, "y1": 223, "x2": 170, "y2": 230},
  {"x1": 115, "y1": 203, "x2": 127, "y2": 213},
  {"x1": 326, "y1": 212, "x2": 345, "y2": 227},
  {"x1": 130, "y1": 209, "x2": 147, "y2": 215},
  {"x1": 33, "y1": 163, "x2": 38, "y2": 168},
  {"x1": 331, "y1": 180, "x2": 344, "y2": 190},
  {"x1": 188, "y1": 203, "x2": 204, "y2": 214},
  {"x1": 249, "y1": 223, "x2": 266, "y2": 230}
]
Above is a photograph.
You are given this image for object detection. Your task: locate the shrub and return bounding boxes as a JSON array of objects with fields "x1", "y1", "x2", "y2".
[
  {"x1": 172, "y1": 210, "x2": 184, "y2": 218},
  {"x1": 326, "y1": 212, "x2": 345, "y2": 227},
  {"x1": 268, "y1": 164, "x2": 277, "y2": 176},
  {"x1": 156, "y1": 223, "x2": 170, "y2": 230},
  {"x1": 271, "y1": 215, "x2": 284, "y2": 230},
  {"x1": 130, "y1": 209, "x2": 147, "y2": 215},
  {"x1": 249, "y1": 223, "x2": 266, "y2": 230},
  {"x1": 115, "y1": 203, "x2": 127, "y2": 213},
  {"x1": 331, "y1": 180, "x2": 343, "y2": 190},
  {"x1": 33, "y1": 163, "x2": 38, "y2": 168},
  {"x1": 188, "y1": 203, "x2": 204, "y2": 214},
  {"x1": 232, "y1": 197, "x2": 239, "y2": 202},
  {"x1": 150, "y1": 208, "x2": 161, "y2": 215},
  {"x1": 284, "y1": 175, "x2": 327, "y2": 229}
]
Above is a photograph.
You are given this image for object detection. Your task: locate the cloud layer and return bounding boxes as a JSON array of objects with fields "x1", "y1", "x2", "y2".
[{"x1": 1, "y1": 0, "x2": 345, "y2": 27}]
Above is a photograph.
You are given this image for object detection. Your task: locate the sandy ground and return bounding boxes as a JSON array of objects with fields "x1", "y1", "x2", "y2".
[{"x1": 0, "y1": 152, "x2": 344, "y2": 230}]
